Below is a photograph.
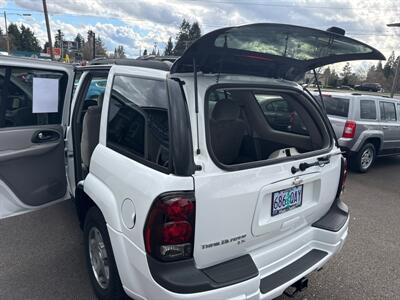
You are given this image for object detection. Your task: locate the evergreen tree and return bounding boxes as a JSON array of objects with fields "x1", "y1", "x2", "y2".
[
  {"x1": 114, "y1": 45, "x2": 126, "y2": 58},
  {"x1": 54, "y1": 29, "x2": 64, "y2": 48},
  {"x1": 43, "y1": 41, "x2": 50, "y2": 52},
  {"x1": 172, "y1": 19, "x2": 191, "y2": 55},
  {"x1": 322, "y1": 67, "x2": 331, "y2": 87},
  {"x1": 189, "y1": 22, "x2": 201, "y2": 41},
  {"x1": 172, "y1": 20, "x2": 202, "y2": 55},
  {"x1": 164, "y1": 37, "x2": 173, "y2": 55},
  {"x1": 383, "y1": 51, "x2": 395, "y2": 78},
  {"x1": 8, "y1": 24, "x2": 21, "y2": 51},
  {"x1": 95, "y1": 36, "x2": 107, "y2": 56},
  {"x1": 143, "y1": 49, "x2": 148, "y2": 56},
  {"x1": 327, "y1": 69, "x2": 339, "y2": 87},
  {"x1": 6, "y1": 24, "x2": 41, "y2": 52},
  {"x1": 341, "y1": 62, "x2": 352, "y2": 85},
  {"x1": 74, "y1": 33, "x2": 84, "y2": 50}
]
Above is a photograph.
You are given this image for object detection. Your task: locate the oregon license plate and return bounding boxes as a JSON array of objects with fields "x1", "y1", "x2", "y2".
[{"x1": 271, "y1": 185, "x2": 303, "y2": 216}]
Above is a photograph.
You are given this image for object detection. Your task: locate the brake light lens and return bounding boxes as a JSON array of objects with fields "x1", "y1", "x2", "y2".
[
  {"x1": 342, "y1": 120, "x2": 357, "y2": 138},
  {"x1": 144, "y1": 192, "x2": 195, "y2": 261}
]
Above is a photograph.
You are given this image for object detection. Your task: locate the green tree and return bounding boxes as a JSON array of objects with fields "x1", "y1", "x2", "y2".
[
  {"x1": 20, "y1": 25, "x2": 41, "y2": 52},
  {"x1": 341, "y1": 62, "x2": 352, "y2": 85},
  {"x1": 74, "y1": 33, "x2": 84, "y2": 50},
  {"x1": 143, "y1": 49, "x2": 148, "y2": 56},
  {"x1": 322, "y1": 67, "x2": 331, "y2": 87},
  {"x1": 8, "y1": 23, "x2": 21, "y2": 51},
  {"x1": 172, "y1": 19, "x2": 191, "y2": 55},
  {"x1": 95, "y1": 36, "x2": 107, "y2": 56},
  {"x1": 327, "y1": 69, "x2": 339, "y2": 87},
  {"x1": 114, "y1": 45, "x2": 126, "y2": 58},
  {"x1": 164, "y1": 37, "x2": 173, "y2": 55},
  {"x1": 54, "y1": 29, "x2": 64, "y2": 48},
  {"x1": 383, "y1": 51, "x2": 395, "y2": 78},
  {"x1": 189, "y1": 22, "x2": 201, "y2": 41},
  {"x1": 43, "y1": 41, "x2": 50, "y2": 53}
]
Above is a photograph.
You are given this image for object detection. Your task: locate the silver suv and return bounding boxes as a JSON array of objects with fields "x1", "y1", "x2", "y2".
[{"x1": 313, "y1": 91, "x2": 400, "y2": 172}]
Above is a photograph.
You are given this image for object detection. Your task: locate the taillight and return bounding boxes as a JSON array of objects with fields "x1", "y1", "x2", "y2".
[
  {"x1": 144, "y1": 192, "x2": 195, "y2": 261},
  {"x1": 336, "y1": 157, "x2": 348, "y2": 197},
  {"x1": 342, "y1": 120, "x2": 357, "y2": 138}
]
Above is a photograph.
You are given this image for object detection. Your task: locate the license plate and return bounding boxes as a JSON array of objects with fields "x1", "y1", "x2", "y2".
[{"x1": 271, "y1": 185, "x2": 303, "y2": 216}]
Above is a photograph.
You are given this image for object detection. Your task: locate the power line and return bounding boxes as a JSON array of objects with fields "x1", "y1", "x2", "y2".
[{"x1": 178, "y1": 0, "x2": 400, "y2": 11}]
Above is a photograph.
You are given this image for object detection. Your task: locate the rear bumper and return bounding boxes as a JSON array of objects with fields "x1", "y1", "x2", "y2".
[{"x1": 109, "y1": 210, "x2": 349, "y2": 300}]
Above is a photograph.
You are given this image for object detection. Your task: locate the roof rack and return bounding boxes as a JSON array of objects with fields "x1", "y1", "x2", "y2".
[{"x1": 89, "y1": 58, "x2": 171, "y2": 71}]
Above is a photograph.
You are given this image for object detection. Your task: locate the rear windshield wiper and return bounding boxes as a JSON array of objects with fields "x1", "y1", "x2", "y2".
[{"x1": 291, "y1": 155, "x2": 330, "y2": 174}]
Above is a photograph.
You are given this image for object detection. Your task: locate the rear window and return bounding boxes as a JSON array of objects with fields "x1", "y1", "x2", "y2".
[
  {"x1": 360, "y1": 100, "x2": 376, "y2": 120},
  {"x1": 321, "y1": 96, "x2": 350, "y2": 117},
  {"x1": 214, "y1": 25, "x2": 373, "y2": 61},
  {"x1": 206, "y1": 87, "x2": 329, "y2": 167}
]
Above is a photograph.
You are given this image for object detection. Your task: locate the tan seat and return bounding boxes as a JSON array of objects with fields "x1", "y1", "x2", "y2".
[{"x1": 81, "y1": 93, "x2": 104, "y2": 171}]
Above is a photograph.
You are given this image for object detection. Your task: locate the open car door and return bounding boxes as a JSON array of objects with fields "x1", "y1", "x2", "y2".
[
  {"x1": 0, "y1": 57, "x2": 74, "y2": 219},
  {"x1": 171, "y1": 23, "x2": 385, "y2": 80}
]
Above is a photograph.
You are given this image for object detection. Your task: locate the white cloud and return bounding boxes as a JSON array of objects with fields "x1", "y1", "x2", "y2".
[{"x1": 6, "y1": 0, "x2": 400, "y2": 62}]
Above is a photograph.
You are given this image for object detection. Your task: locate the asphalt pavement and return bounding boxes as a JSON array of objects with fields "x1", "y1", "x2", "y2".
[{"x1": 1, "y1": 156, "x2": 400, "y2": 299}]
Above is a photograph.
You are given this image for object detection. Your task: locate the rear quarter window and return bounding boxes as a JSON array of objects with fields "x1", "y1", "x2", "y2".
[
  {"x1": 106, "y1": 75, "x2": 170, "y2": 172},
  {"x1": 379, "y1": 101, "x2": 397, "y2": 121},
  {"x1": 322, "y1": 96, "x2": 350, "y2": 117}
]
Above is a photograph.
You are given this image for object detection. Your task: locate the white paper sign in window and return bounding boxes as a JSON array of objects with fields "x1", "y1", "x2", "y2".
[{"x1": 32, "y1": 77, "x2": 59, "y2": 113}]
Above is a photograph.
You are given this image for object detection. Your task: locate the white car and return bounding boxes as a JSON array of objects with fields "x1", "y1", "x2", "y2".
[{"x1": 0, "y1": 24, "x2": 385, "y2": 299}]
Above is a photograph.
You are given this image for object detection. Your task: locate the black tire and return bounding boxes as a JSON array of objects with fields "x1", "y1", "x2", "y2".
[
  {"x1": 84, "y1": 207, "x2": 127, "y2": 300},
  {"x1": 351, "y1": 143, "x2": 376, "y2": 173}
]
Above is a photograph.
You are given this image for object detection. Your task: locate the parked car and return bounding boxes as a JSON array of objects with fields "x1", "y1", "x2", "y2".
[
  {"x1": 313, "y1": 91, "x2": 399, "y2": 172},
  {"x1": 354, "y1": 82, "x2": 383, "y2": 92},
  {"x1": 0, "y1": 23, "x2": 385, "y2": 300},
  {"x1": 337, "y1": 85, "x2": 354, "y2": 90}
]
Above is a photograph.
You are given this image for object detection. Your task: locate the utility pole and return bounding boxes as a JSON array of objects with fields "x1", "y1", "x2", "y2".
[
  {"x1": 388, "y1": 23, "x2": 400, "y2": 98},
  {"x1": 3, "y1": 12, "x2": 9, "y2": 54},
  {"x1": 42, "y1": 0, "x2": 54, "y2": 60},
  {"x1": 92, "y1": 32, "x2": 96, "y2": 60}
]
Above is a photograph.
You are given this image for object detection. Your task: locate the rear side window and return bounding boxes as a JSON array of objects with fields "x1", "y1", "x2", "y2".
[
  {"x1": 107, "y1": 76, "x2": 170, "y2": 172},
  {"x1": 380, "y1": 102, "x2": 397, "y2": 121},
  {"x1": 360, "y1": 100, "x2": 377, "y2": 120},
  {"x1": 321, "y1": 96, "x2": 350, "y2": 117},
  {"x1": 0, "y1": 67, "x2": 68, "y2": 128}
]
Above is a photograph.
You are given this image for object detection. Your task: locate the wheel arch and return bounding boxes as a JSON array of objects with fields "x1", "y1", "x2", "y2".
[
  {"x1": 75, "y1": 173, "x2": 122, "y2": 232},
  {"x1": 364, "y1": 137, "x2": 381, "y2": 153},
  {"x1": 351, "y1": 131, "x2": 383, "y2": 153}
]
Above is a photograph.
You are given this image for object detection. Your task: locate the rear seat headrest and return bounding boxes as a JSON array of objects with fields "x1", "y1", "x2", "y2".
[{"x1": 212, "y1": 99, "x2": 241, "y2": 121}]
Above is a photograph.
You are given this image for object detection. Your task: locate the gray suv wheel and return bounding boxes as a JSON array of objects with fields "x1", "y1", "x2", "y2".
[{"x1": 351, "y1": 143, "x2": 376, "y2": 173}]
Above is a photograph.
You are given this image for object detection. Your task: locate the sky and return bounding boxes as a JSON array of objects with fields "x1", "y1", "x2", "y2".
[{"x1": 0, "y1": 0, "x2": 399, "y2": 72}]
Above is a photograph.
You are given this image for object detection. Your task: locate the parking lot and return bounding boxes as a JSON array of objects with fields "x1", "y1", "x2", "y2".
[{"x1": 0, "y1": 156, "x2": 399, "y2": 300}]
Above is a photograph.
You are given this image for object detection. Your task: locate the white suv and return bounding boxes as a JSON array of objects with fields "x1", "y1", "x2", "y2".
[{"x1": 0, "y1": 24, "x2": 384, "y2": 299}]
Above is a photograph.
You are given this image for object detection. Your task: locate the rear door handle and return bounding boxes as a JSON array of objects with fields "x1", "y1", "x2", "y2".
[{"x1": 31, "y1": 130, "x2": 60, "y2": 143}]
